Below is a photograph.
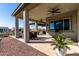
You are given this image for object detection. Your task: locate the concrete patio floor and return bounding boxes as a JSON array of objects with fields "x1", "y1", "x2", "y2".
[
  {"x1": 27, "y1": 43, "x2": 79, "y2": 56},
  {"x1": 11, "y1": 33, "x2": 53, "y2": 43}
]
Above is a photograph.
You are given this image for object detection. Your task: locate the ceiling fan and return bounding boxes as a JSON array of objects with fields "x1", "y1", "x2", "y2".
[{"x1": 48, "y1": 5, "x2": 61, "y2": 16}]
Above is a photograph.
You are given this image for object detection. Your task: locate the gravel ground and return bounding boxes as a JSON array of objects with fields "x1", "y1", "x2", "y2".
[{"x1": 0, "y1": 37, "x2": 47, "y2": 56}]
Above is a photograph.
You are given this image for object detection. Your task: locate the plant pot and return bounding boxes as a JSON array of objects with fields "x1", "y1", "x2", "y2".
[{"x1": 56, "y1": 48, "x2": 67, "y2": 56}]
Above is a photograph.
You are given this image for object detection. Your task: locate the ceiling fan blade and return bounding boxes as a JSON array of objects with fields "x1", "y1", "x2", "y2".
[
  {"x1": 49, "y1": 8, "x2": 60, "y2": 12},
  {"x1": 55, "y1": 8, "x2": 60, "y2": 11},
  {"x1": 55, "y1": 11, "x2": 61, "y2": 13},
  {"x1": 48, "y1": 13, "x2": 54, "y2": 15},
  {"x1": 48, "y1": 13, "x2": 51, "y2": 14},
  {"x1": 48, "y1": 10, "x2": 53, "y2": 12}
]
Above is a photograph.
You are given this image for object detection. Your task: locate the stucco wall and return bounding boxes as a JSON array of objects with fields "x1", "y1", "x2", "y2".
[{"x1": 46, "y1": 10, "x2": 77, "y2": 42}]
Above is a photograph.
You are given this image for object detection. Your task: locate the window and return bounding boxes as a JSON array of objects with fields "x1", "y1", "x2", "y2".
[
  {"x1": 64, "y1": 19, "x2": 69, "y2": 30},
  {"x1": 49, "y1": 17, "x2": 71, "y2": 32},
  {"x1": 50, "y1": 20, "x2": 55, "y2": 30},
  {"x1": 4, "y1": 29, "x2": 6, "y2": 32},
  {"x1": 0, "y1": 29, "x2": 3, "y2": 32},
  {"x1": 55, "y1": 19, "x2": 63, "y2": 32}
]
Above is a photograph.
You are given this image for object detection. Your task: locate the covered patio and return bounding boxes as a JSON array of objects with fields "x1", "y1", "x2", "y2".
[
  {"x1": 12, "y1": 3, "x2": 79, "y2": 43},
  {"x1": 12, "y1": 3, "x2": 53, "y2": 43}
]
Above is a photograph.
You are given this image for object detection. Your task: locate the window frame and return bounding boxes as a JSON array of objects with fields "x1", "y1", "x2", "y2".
[
  {"x1": 62, "y1": 16, "x2": 72, "y2": 31},
  {"x1": 49, "y1": 20, "x2": 55, "y2": 30},
  {"x1": 55, "y1": 19, "x2": 63, "y2": 32},
  {"x1": 49, "y1": 16, "x2": 72, "y2": 32}
]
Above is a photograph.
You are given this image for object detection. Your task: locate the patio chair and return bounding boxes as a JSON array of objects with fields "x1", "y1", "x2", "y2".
[
  {"x1": 30, "y1": 31, "x2": 38, "y2": 40},
  {"x1": 33, "y1": 32, "x2": 37, "y2": 40},
  {"x1": 29, "y1": 32, "x2": 33, "y2": 40},
  {"x1": 43, "y1": 31, "x2": 46, "y2": 34}
]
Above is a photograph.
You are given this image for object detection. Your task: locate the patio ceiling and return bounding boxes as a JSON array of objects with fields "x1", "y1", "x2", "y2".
[{"x1": 14, "y1": 3, "x2": 79, "y2": 22}]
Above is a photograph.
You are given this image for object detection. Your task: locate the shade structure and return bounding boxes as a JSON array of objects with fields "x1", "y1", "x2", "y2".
[
  {"x1": 37, "y1": 23, "x2": 46, "y2": 26},
  {"x1": 29, "y1": 23, "x2": 35, "y2": 25},
  {"x1": 29, "y1": 22, "x2": 46, "y2": 26}
]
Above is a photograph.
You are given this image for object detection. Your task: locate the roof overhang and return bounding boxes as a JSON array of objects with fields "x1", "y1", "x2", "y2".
[
  {"x1": 12, "y1": 3, "x2": 40, "y2": 16},
  {"x1": 12, "y1": 3, "x2": 30, "y2": 16},
  {"x1": 12, "y1": 3, "x2": 79, "y2": 23}
]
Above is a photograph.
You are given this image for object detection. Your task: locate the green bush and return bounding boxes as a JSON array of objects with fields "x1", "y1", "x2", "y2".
[{"x1": 52, "y1": 34, "x2": 73, "y2": 50}]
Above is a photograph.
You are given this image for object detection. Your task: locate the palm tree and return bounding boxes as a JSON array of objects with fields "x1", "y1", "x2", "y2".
[{"x1": 51, "y1": 33, "x2": 73, "y2": 56}]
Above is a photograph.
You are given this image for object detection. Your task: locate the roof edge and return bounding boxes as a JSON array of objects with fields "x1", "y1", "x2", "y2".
[
  {"x1": 12, "y1": 3, "x2": 23, "y2": 16},
  {"x1": 12, "y1": 3, "x2": 30, "y2": 16}
]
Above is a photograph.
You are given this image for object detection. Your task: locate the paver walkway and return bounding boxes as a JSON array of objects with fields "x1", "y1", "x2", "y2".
[
  {"x1": 0, "y1": 37, "x2": 47, "y2": 56},
  {"x1": 27, "y1": 43, "x2": 57, "y2": 56}
]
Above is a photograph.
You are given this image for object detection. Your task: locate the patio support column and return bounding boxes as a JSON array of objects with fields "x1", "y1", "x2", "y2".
[
  {"x1": 23, "y1": 10, "x2": 29, "y2": 43},
  {"x1": 15, "y1": 17, "x2": 19, "y2": 38},
  {"x1": 46, "y1": 18, "x2": 49, "y2": 32},
  {"x1": 77, "y1": 9, "x2": 79, "y2": 43},
  {"x1": 46, "y1": 23, "x2": 48, "y2": 31},
  {"x1": 35, "y1": 21, "x2": 38, "y2": 32}
]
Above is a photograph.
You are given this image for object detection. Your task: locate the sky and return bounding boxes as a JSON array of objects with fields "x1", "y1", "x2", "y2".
[
  {"x1": 0, "y1": 3, "x2": 46, "y2": 29},
  {"x1": 0, "y1": 3, "x2": 20, "y2": 28}
]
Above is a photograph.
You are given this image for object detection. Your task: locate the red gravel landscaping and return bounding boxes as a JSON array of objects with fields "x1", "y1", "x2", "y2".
[{"x1": 0, "y1": 37, "x2": 47, "y2": 56}]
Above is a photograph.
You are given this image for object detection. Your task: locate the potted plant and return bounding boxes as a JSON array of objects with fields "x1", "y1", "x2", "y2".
[{"x1": 51, "y1": 34, "x2": 72, "y2": 56}]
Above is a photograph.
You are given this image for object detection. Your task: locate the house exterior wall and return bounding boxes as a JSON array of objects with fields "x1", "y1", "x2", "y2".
[
  {"x1": 46, "y1": 10, "x2": 77, "y2": 42},
  {"x1": 0, "y1": 27, "x2": 9, "y2": 33}
]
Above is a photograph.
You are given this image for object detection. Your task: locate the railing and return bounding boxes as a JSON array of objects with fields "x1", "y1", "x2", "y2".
[{"x1": 0, "y1": 32, "x2": 9, "y2": 37}]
